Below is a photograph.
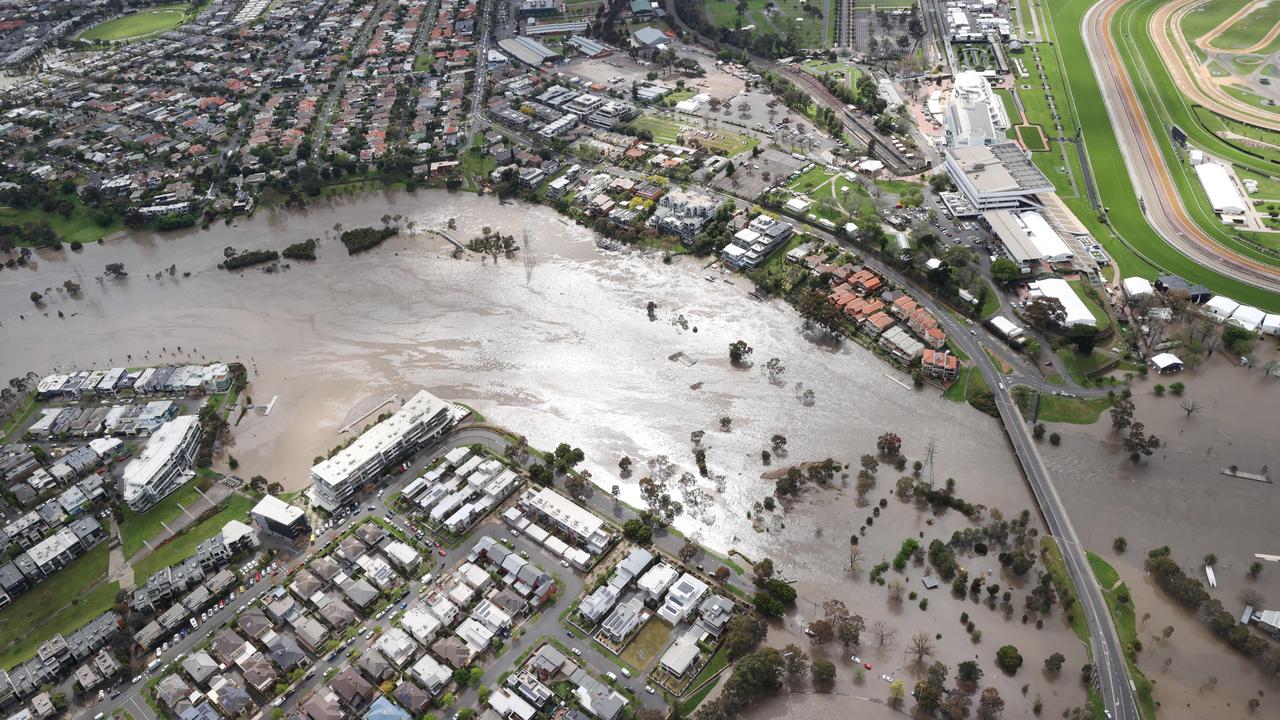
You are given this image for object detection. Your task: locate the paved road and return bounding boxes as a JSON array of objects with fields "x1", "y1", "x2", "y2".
[
  {"x1": 1082, "y1": 0, "x2": 1280, "y2": 294},
  {"x1": 945, "y1": 323, "x2": 1140, "y2": 720}
]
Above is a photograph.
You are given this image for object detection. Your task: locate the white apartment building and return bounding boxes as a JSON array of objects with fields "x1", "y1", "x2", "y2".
[
  {"x1": 121, "y1": 414, "x2": 202, "y2": 512},
  {"x1": 309, "y1": 390, "x2": 460, "y2": 512}
]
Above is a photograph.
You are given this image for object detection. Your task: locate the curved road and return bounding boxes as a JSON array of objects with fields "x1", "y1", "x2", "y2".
[{"x1": 1083, "y1": 0, "x2": 1280, "y2": 294}]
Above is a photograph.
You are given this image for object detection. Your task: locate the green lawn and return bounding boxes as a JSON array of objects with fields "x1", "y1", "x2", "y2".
[
  {"x1": 119, "y1": 481, "x2": 206, "y2": 558},
  {"x1": 631, "y1": 115, "x2": 686, "y2": 144},
  {"x1": 1067, "y1": 280, "x2": 1111, "y2": 330},
  {"x1": 0, "y1": 195, "x2": 123, "y2": 245},
  {"x1": 787, "y1": 166, "x2": 837, "y2": 194},
  {"x1": 131, "y1": 495, "x2": 255, "y2": 579},
  {"x1": 943, "y1": 366, "x2": 973, "y2": 402},
  {"x1": 1045, "y1": 0, "x2": 1280, "y2": 311},
  {"x1": 1, "y1": 394, "x2": 37, "y2": 442},
  {"x1": 1036, "y1": 394, "x2": 1112, "y2": 424},
  {"x1": 0, "y1": 544, "x2": 115, "y2": 668},
  {"x1": 79, "y1": 5, "x2": 189, "y2": 42},
  {"x1": 1058, "y1": 346, "x2": 1118, "y2": 384},
  {"x1": 1206, "y1": 2, "x2": 1280, "y2": 50},
  {"x1": 1015, "y1": 125, "x2": 1049, "y2": 151},
  {"x1": 1177, "y1": 0, "x2": 1243, "y2": 45},
  {"x1": 679, "y1": 645, "x2": 729, "y2": 714}
]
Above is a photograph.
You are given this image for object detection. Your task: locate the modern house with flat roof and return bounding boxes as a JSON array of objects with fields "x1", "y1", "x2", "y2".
[{"x1": 250, "y1": 494, "x2": 308, "y2": 538}]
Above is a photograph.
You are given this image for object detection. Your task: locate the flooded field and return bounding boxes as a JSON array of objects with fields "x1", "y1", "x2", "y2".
[
  {"x1": 0, "y1": 189, "x2": 1027, "y2": 545},
  {"x1": 1043, "y1": 356, "x2": 1280, "y2": 719},
  {"x1": 3, "y1": 188, "x2": 1274, "y2": 715}
]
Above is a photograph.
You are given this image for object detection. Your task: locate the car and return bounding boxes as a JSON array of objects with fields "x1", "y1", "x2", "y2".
[
  {"x1": 131, "y1": 676, "x2": 142, "y2": 685},
  {"x1": 367, "y1": 505, "x2": 375, "y2": 511},
  {"x1": 606, "y1": 671, "x2": 618, "y2": 682},
  {"x1": 364, "y1": 630, "x2": 374, "y2": 640},
  {"x1": 997, "y1": 382, "x2": 1005, "y2": 391},
  {"x1": 98, "y1": 689, "x2": 105, "y2": 701},
  {"x1": 510, "y1": 528, "x2": 520, "y2": 537},
  {"x1": 438, "y1": 548, "x2": 446, "y2": 557},
  {"x1": 560, "y1": 559, "x2": 570, "y2": 568},
  {"x1": 433, "y1": 540, "x2": 442, "y2": 549},
  {"x1": 645, "y1": 685, "x2": 656, "y2": 694},
  {"x1": 189, "y1": 618, "x2": 199, "y2": 629},
  {"x1": 400, "y1": 601, "x2": 408, "y2": 609},
  {"x1": 864, "y1": 662, "x2": 873, "y2": 670},
  {"x1": 160, "y1": 642, "x2": 169, "y2": 654},
  {"x1": 571, "y1": 648, "x2": 582, "y2": 657},
  {"x1": 566, "y1": 630, "x2": 575, "y2": 638},
  {"x1": 110, "y1": 689, "x2": 120, "y2": 699},
  {"x1": 620, "y1": 668, "x2": 632, "y2": 678}
]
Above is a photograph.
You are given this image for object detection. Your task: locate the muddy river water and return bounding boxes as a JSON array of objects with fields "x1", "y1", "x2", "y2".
[{"x1": 2, "y1": 189, "x2": 1276, "y2": 717}]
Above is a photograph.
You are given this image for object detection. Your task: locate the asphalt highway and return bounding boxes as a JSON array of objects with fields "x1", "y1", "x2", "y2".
[{"x1": 1082, "y1": 0, "x2": 1280, "y2": 295}]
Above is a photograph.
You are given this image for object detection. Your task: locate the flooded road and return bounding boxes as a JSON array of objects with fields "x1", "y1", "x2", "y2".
[
  {"x1": 4, "y1": 188, "x2": 1274, "y2": 715},
  {"x1": 1043, "y1": 356, "x2": 1280, "y2": 719}
]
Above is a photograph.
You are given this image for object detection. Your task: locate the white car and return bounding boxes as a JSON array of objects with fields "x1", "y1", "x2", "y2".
[
  {"x1": 571, "y1": 648, "x2": 582, "y2": 657},
  {"x1": 620, "y1": 668, "x2": 632, "y2": 678},
  {"x1": 645, "y1": 685, "x2": 656, "y2": 694},
  {"x1": 606, "y1": 672, "x2": 618, "y2": 682}
]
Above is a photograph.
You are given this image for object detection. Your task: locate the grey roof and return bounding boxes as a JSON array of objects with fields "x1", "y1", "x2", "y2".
[{"x1": 181, "y1": 651, "x2": 219, "y2": 686}]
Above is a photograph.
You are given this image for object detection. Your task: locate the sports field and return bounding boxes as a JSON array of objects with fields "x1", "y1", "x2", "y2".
[
  {"x1": 1043, "y1": 0, "x2": 1280, "y2": 310},
  {"x1": 632, "y1": 114, "x2": 757, "y2": 156},
  {"x1": 79, "y1": 5, "x2": 189, "y2": 42},
  {"x1": 704, "y1": 0, "x2": 832, "y2": 48}
]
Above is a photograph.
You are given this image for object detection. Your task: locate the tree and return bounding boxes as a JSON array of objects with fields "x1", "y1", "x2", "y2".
[
  {"x1": 622, "y1": 519, "x2": 652, "y2": 544},
  {"x1": 527, "y1": 463, "x2": 554, "y2": 486},
  {"x1": 753, "y1": 592, "x2": 785, "y2": 617},
  {"x1": 679, "y1": 541, "x2": 698, "y2": 563},
  {"x1": 871, "y1": 621, "x2": 896, "y2": 647},
  {"x1": 989, "y1": 257, "x2": 1020, "y2": 284},
  {"x1": 1249, "y1": 561, "x2": 1264, "y2": 578},
  {"x1": 1181, "y1": 399, "x2": 1202, "y2": 417},
  {"x1": 1109, "y1": 398, "x2": 1135, "y2": 431},
  {"x1": 729, "y1": 340, "x2": 753, "y2": 366},
  {"x1": 1025, "y1": 296, "x2": 1066, "y2": 330},
  {"x1": 1044, "y1": 652, "x2": 1065, "y2": 673},
  {"x1": 618, "y1": 456, "x2": 632, "y2": 476},
  {"x1": 782, "y1": 644, "x2": 808, "y2": 680},
  {"x1": 753, "y1": 558, "x2": 775, "y2": 585},
  {"x1": 978, "y1": 687, "x2": 1005, "y2": 719},
  {"x1": 770, "y1": 434, "x2": 787, "y2": 454},
  {"x1": 995, "y1": 645, "x2": 1023, "y2": 674},
  {"x1": 876, "y1": 432, "x2": 902, "y2": 457},
  {"x1": 1113, "y1": 536, "x2": 1128, "y2": 553},
  {"x1": 888, "y1": 678, "x2": 906, "y2": 708},
  {"x1": 906, "y1": 631, "x2": 935, "y2": 665},
  {"x1": 1169, "y1": 381, "x2": 1185, "y2": 395},
  {"x1": 811, "y1": 659, "x2": 836, "y2": 686},
  {"x1": 1066, "y1": 325, "x2": 1099, "y2": 355},
  {"x1": 958, "y1": 660, "x2": 983, "y2": 684},
  {"x1": 722, "y1": 614, "x2": 768, "y2": 660},
  {"x1": 808, "y1": 619, "x2": 834, "y2": 645},
  {"x1": 29, "y1": 291, "x2": 41, "y2": 304}
]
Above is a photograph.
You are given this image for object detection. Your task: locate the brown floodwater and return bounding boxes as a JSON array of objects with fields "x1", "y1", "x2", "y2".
[
  {"x1": 1042, "y1": 354, "x2": 1280, "y2": 719},
  {"x1": 3, "y1": 189, "x2": 1273, "y2": 715}
]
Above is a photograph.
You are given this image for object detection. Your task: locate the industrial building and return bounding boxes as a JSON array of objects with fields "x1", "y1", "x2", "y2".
[{"x1": 498, "y1": 36, "x2": 561, "y2": 67}]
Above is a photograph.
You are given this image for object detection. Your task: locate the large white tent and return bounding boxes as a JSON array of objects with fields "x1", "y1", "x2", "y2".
[
  {"x1": 1193, "y1": 163, "x2": 1247, "y2": 215},
  {"x1": 1229, "y1": 304, "x2": 1264, "y2": 332},
  {"x1": 1027, "y1": 278, "x2": 1096, "y2": 327}
]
